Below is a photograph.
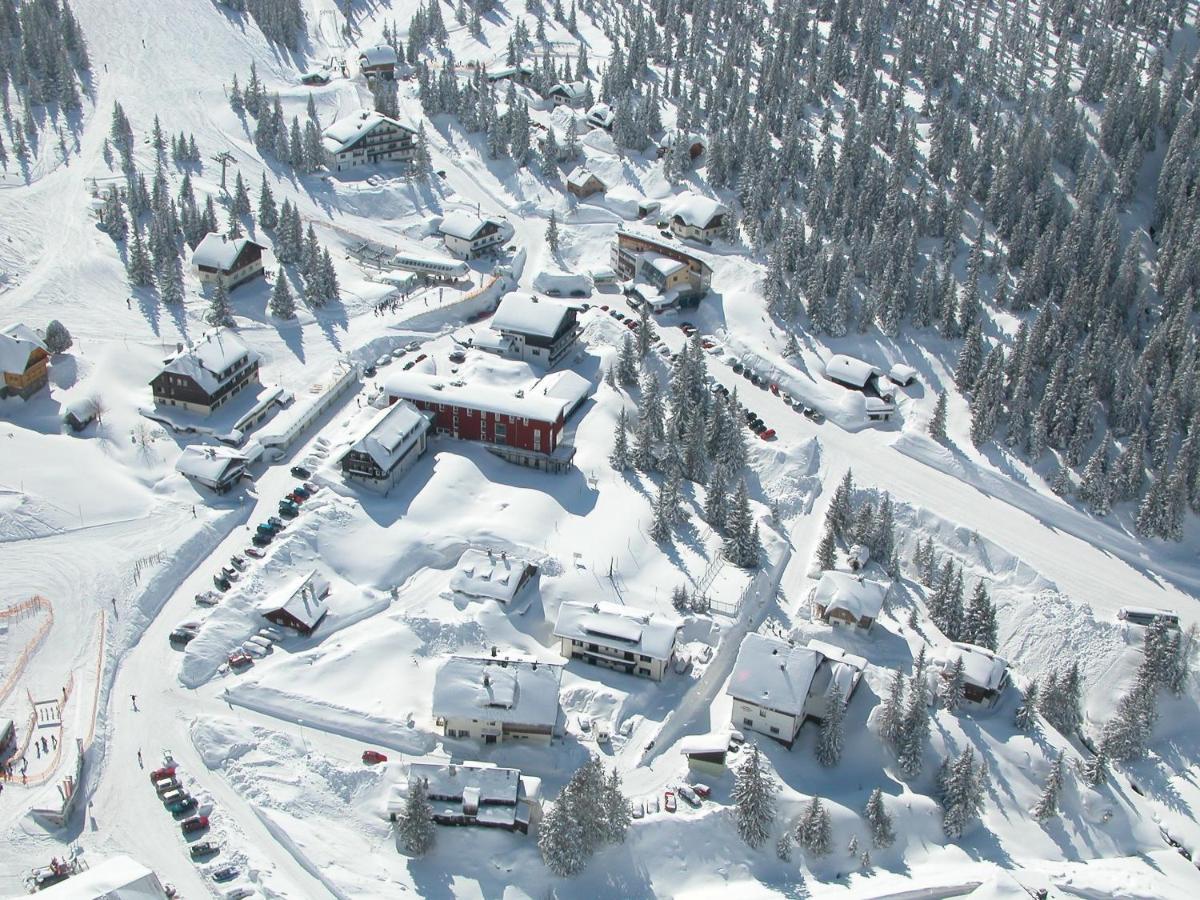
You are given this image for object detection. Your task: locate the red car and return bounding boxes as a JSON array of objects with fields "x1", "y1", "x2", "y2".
[
  {"x1": 285, "y1": 492, "x2": 306, "y2": 505},
  {"x1": 769, "y1": 383, "x2": 779, "y2": 395},
  {"x1": 149, "y1": 766, "x2": 177, "y2": 784},
  {"x1": 759, "y1": 429, "x2": 776, "y2": 441},
  {"x1": 245, "y1": 547, "x2": 265, "y2": 559},
  {"x1": 180, "y1": 815, "x2": 209, "y2": 834},
  {"x1": 664, "y1": 790, "x2": 677, "y2": 813},
  {"x1": 228, "y1": 651, "x2": 253, "y2": 669},
  {"x1": 692, "y1": 783, "x2": 712, "y2": 798},
  {"x1": 362, "y1": 750, "x2": 388, "y2": 765}
]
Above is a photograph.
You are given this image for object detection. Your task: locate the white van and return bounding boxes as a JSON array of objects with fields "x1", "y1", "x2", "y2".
[{"x1": 1117, "y1": 606, "x2": 1180, "y2": 629}]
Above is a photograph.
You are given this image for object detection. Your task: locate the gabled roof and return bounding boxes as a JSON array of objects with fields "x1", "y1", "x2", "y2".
[
  {"x1": 727, "y1": 633, "x2": 820, "y2": 718},
  {"x1": 491, "y1": 292, "x2": 573, "y2": 339},
  {"x1": 585, "y1": 102, "x2": 615, "y2": 125},
  {"x1": 383, "y1": 370, "x2": 566, "y2": 423},
  {"x1": 175, "y1": 445, "x2": 247, "y2": 484},
  {"x1": 439, "y1": 209, "x2": 504, "y2": 241},
  {"x1": 553, "y1": 601, "x2": 681, "y2": 661},
  {"x1": 548, "y1": 80, "x2": 587, "y2": 100},
  {"x1": 449, "y1": 548, "x2": 534, "y2": 604},
  {"x1": 407, "y1": 759, "x2": 523, "y2": 805},
  {"x1": 0, "y1": 322, "x2": 46, "y2": 375},
  {"x1": 322, "y1": 110, "x2": 415, "y2": 155},
  {"x1": 160, "y1": 330, "x2": 256, "y2": 395},
  {"x1": 566, "y1": 166, "x2": 606, "y2": 190},
  {"x1": 643, "y1": 253, "x2": 687, "y2": 277},
  {"x1": 344, "y1": 400, "x2": 429, "y2": 472},
  {"x1": 359, "y1": 45, "x2": 398, "y2": 66},
  {"x1": 669, "y1": 194, "x2": 728, "y2": 229},
  {"x1": 936, "y1": 642, "x2": 1009, "y2": 691},
  {"x1": 433, "y1": 656, "x2": 563, "y2": 728},
  {"x1": 192, "y1": 233, "x2": 264, "y2": 272},
  {"x1": 260, "y1": 570, "x2": 330, "y2": 630},
  {"x1": 33, "y1": 855, "x2": 164, "y2": 899},
  {"x1": 537, "y1": 370, "x2": 592, "y2": 416},
  {"x1": 813, "y1": 571, "x2": 889, "y2": 621},
  {"x1": 824, "y1": 354, "x2": 883, "y2": 388}
]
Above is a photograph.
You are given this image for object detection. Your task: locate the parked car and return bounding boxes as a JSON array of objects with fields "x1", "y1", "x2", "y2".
[
  {"x1": 250, "y1": 533, "x2": 272, "y2": 548},
  {"x1": 228, "y1": 651, "x2": 253, "y2": 669},
  {"x1": 154, "y1": 776, "x2": 180, "y2": 794},
  {"x1": 449, "y1": 350, "x2": 467, "y2": 364},
  {"x1": 169, "y1": 628, "x2": 197, "y2": 646},
  {"x1": 167, "y1": 796, "x2": 198, "y2": 815},
  {"x1": 362, "y1": 749, "x2": 388, "y2": 765},
  {"x1": 677, "y1": 785, "x2": 701, "y2": 807},
  {"x1": 646, "y1": 795, "x2": 660, "y2": 814},
  {"x1": 267, "y1": 516, "x2": 284, "y2": 531},
  {"x1": 285, "y1": 492, "x2": 306, "y2": 505},
  {"x1": 219, "y1": 566, "x2": 239, "y2": 582},
  {"x1": 391, "y1": 347, "x2": 407, "y2": 359},
  {"x1": 632, "y1": 800, "x2": 645, "y2": 819},
  {"x1": 362, "y1": 364, "x2": 377, "y2": 377},
  {"x1": 213, "y1": 574, "x2": 231, "y2": 592},
  {"x1": 804, "y1": 407, "x2": 824, "y2": 423},
  {"x1": 278, "y1": 502, "x2": 299, "y2": 518},
  {"x1": 245, "y1": 547, "x2": 265, "y2": 560},
  {"x1": 292, "y1": 484, "x2": 312, "y2": 499},
  {"x1": 375, "y1": 355, "x2": 391, "y2": 368},
  {"x1": 692, "y1": 783, "x2": 712, "y2": 799},
  {"x1": 195, "y1": 591, "x2": 219, "y2": 606},
  {"x1": 407, "y1": 341, "x2": 421, "y2": 351},
  {"x1": 211, "y1": 866, "x2": 239, "y2": 883},
  {"x1": 229, "y1": 555, "x2": 247, "y2": 571},
  {"x1": 760, "y1": 429, "x2": 776, "y2": 440},
  {"x1": 189, "y1": 841, "x2": 219, "y2": 859},
  {"x1": 664, "y1": 790, "x2": 677, "y2": 813},
  {"x1": 150, "y1": 766, "x2": 177, "y2": 783},
  {"x1": 769, "y1": 383, "x2": 780, "y2": 396},
  {"x1": 180, "y1": 815, "x2": 209, "y2": 834},
  {"x1": 290, "y1": 466, "x2": 311, "y2": 479},
  {"x1": 223, "y1": 888, "x2": 254, "y2": 900},
  {"x1": 659, "y1": 229, "x2": 672, "y2": 239}
]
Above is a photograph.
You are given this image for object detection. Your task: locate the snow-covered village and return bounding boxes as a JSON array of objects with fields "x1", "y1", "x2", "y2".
[{"x1": 2, "y1": 0, "x2": 1200, "y2": 897}]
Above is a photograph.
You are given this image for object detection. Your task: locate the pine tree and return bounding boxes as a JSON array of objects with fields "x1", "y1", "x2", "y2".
[
  {"x1": 816, "y1": 683, "x2": 846, "y2": 766},
  {"x1": 258, "y1": 175, "x2": 278, "y2": 230},
  {"x1": 795, "y1": 797, "x2": 832, "y2": 856},
  {"x1": 725, "y1": 479, "x2": 760, "y2": 568},
  {"x1": 897, "y1": 651, "x2": 930, "y2": 777},
  {"x1": 43, "y1": 320, "x2": 72, "y2": 353},
  {"x1": 601, "y1": 769, "x2": 631, "y2": 844},
  {"x1": 1014, "y1": 678, "x2": 1040, "y2": 732},
  {"x1": 732, "y1": 744, "x2": 776, "y2": 849},
  {"x1": 397, "y1": 778, "x2": 436, "y2": 855},
  {"x1": 938, "y1": 747, "x2": 986, "y2": 838},
  {"x1": 206, "y1": 281, "x2": 233, "y2": 326},
  {"x1": 232, "y1": 171, "x2": 251, "y2": 216},
  {"x1": 1083, "y1": 745, "x2": 1109, "y2": 787},
  {"x1": 545, "y1": 211, "x2": 561, "y2": 254},
  {"x1": 929, "y1": 391, "x2": 949, "y2": 442},
  {"x1": 940, "y1": 656, "x2": 966, "y2": 711},
  {"x1": 610, "y1": 407, "x2": 631, "y2": 470},
  {"x1": 776, "y1": 831, "x2": 793, "y2": 861},
  {"x1": 816, "y1": 524, "x2": 837, "y2": 571},
  {"x1": 617, "y1": 334, "x2": 639, "y2": 386},
  {"x1": 864, "y1": 788, "x2": 895, "y2": 847},
  {"x1": 126, "y1": 224, "x2": 154, "y2": 287},
  {"x1": 650, "y1": 483, "x2": 674, "y2": 542},
  {"x1": 963, "y1": 581, "x2": 998, "y2": 650},
  {"x1": 157, "y1": 253, "x2": 185, "y2": 306},
  {"x1": 538, "y1": 793, "x2": 587, "y2": 876},
  {"x1": 876, "y1": 669, "x2": 906, "y2": 746},
  {"x1": 270, "y1": 273, "x2": 296, "y2": 318},
  {"x1": 1031, "y1": 752, "x2": 1064, "y2": 821}
]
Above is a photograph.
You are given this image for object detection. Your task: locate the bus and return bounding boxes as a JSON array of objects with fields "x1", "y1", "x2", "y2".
[
  {"x1": 391, "y1": 253, "x2": 470, "y2": 282},
  {"x1": 1117, "y1": 606, "x2": 1181, "y2": 629}
]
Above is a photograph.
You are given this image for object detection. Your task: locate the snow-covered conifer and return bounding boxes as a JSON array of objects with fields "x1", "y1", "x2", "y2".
[
  {"x1": 732, "y1": 743, "x2": 776, "y2": 849},
  {"x1": 1032, "y1": 752, "x2": 1064, "y2": 821},
  {"x1": 864, "y1": 788, "x2": 895, "y2": 847},
  {"x1": 270, "y1": 273, "x2": 296, "y2": 318},
  {"x1": 816, "y1": 682, "x2": 845, "y2": 766},
  {"x1": 795, "y1": 797, "x2": 832, "y2": 856},
  {"x1": 397, "y1": 778, "x2": 436, "y2": 855}
]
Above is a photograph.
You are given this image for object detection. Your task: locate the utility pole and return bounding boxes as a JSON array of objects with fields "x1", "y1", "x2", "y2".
[{"x1": 211, "y1": 151, "x2": 235, "y2": 192}]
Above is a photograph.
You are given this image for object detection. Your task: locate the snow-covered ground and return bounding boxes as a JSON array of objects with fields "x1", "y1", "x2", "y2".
[{"x1": 2, "y1": 1, "x2": 1199, "y2": 898}]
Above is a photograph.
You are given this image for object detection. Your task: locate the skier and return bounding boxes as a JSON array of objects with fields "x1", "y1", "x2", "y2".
[
  {"x1": 137, "y1": 749, "x2": 142, "y2": 766},
  {"x1": 130, "y1": 694, "x2": 138, "y2": 711}
]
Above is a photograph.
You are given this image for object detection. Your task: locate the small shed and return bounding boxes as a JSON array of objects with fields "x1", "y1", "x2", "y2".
[
  {"x1": 888, "y1": 363, "x2": 918, "y2": 387},
  {"x1": 62, "y1": 398, "x2": 97, "y2": 432},
  {"x1": 679, "y1": 732, "x2": 730, "y2": 775},
  {"x1": 811, "y1": 571, "x2": 889, "y2": 631},
  {"x1": 260, "y1": 570, "x2": 330, "y2": 636}
]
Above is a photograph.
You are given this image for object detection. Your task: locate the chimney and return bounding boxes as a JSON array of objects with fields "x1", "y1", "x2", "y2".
[
  {"x1": 483, "y1": 673, "x2": 490, "y2": 687},
  {"x1": 491, "y1": 645, "x2": 498, "y2": 658}
]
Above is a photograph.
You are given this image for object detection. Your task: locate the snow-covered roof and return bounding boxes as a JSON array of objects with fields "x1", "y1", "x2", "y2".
[
  {"x1": 585, "y1": 102, "x2": 615, "y2": 125},
  {"x1": 383, "y1": 370, "x2": 566, "y2": 423},
  {"x1": 345, "y1": 400, "x2": 429, "y2": 472},
  {"x1": 448, "y1": 548, "x2": 535, "y2": 603},
  {"x1": 804, "y1": 640, "x2": 867, "y2": 719},
  {"x1": 34, "y1": 855, "x2": 165, "y2": 899},
  {"x1": 438, "y1": 209, "x2": 505, "y2": 241},
  {"x1": 727, "y1": 633, "x2": 820, "y2": 717},
  {"x1": 322, "y1": 110, "x2": 414, "y2": 154},
  {"x1": 472, "y1": 329, "x2": 516, "y2": 354},
  {"x1": 865, "y1": 396, "x2": 895, "y2": 412},
  {"x1": 191, "y1": 232, "x2": 264, "y2": 272},
  {"x1": 161, "y1": 330, "x2": 256, "y2": 395},
  {"x1": 537, "y1": 370, "x2": 592, "y2": 416},
  {"x1": 359, "y1": 45, "x2": 398, "y2": 66},
  {"x1": 824, "y1": 354, "x2": 883, "y2": 388},
  {"x1": 669, "y1": 194, "x2": 728, "y2": 229},
  {"x1": 491, "y1": 292, "x2": 574, "y2": 339},
  {"x1": 889, "y1": 363, "x2": 918, "y2": 384},
  {"x1": 549, "y1": 104, "x2": 589, "y2": 135},
  {"x1": 0, "y1": 322, "x2": 46, "y2": 374},
  {"x1": 812, "y1": 571, "x2": 888, "y2": 621},
  {"x1": 548, "y1": 80, "x2": 587, "y2": 100},
  {"x1": 643, "y1": 253, "x2": 687, "y2": 278},
  {"x1": 432, "y1": 656, "x2": 562, "y2": 728},
  {"x1": 407, "y1": 759, "x2": 523, "y2": 805},
  {"x1": 553, "y1": 601, "x2": 681, "y2": 661},
  {"x1": 678, "y1": 732, "x2": 731, "y2": 755},
  {"x1": 260, "y1": 570, "x2": 330, "y2": 630},
  {"x1": 175, "y1": 445, "x2": 247, "y2": 484},
  {"x1": 566, "y1": 166, "x2": 605, "y2": 190},
  {"x1": 937, "y1": 642, "x2": 1009, "y2": 691}
]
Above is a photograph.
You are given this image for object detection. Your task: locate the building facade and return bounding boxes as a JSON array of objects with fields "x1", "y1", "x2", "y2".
[
  {"x1": 439, "y1": 210, "x2": 510, "y2": 259},
  {"x1": 0, "y1": 323, "x2": 49, "y2": 399},
  {"x1": 433, "y1": 656, "x2": 563, "y2": 744},
  {"x1": 489, "y1": 293, "x2": 579, "y2": 368},
  {"x1": 150, "y1": 330, "x2": 260, "y2": 415},
  {"x1": 339, "y1": 400, "x2": 430, "y2": 491},
  {"x1": 192, "y1": 233, "x2": 266, "y2": 291},
  {"x1": 322, "y1": 111, "x2": 416, "y2": 173},
  {"x1": 612, "y1": 231, "x2": 713, "y2": 302},
  {"x1": 553, "y1": 601, "x2": 681, "y2": 681}
]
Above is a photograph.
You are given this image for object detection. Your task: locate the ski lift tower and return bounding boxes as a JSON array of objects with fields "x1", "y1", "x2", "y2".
[{"x1": 211, "y1": 151, "x2": 235, "y2": 194}]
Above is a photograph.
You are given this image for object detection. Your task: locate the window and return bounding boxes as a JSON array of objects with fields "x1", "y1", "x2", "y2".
[
  {"x1": 638, "y1": 667, "x2": 651, "y2": 676},
  {"x1": 769, "y1": 726, "x2": 780, "y2": 735},
  {"x1": 533, "y1": 431, "x2": 541, "y2": 452},
  {"x1": 743, "y1": 718, "x2": 754, "y2": 727},
  {"x1": 758, "y1": 709, "x2": 766, "y2": 717}
]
